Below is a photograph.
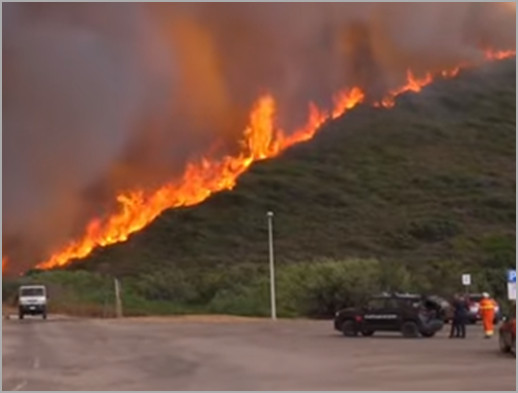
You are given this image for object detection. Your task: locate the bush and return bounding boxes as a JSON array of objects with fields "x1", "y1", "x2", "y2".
[
  {"x1": 128, "y1": 269, "x2": 197, "y2": 303},
  {"x1": 277, "y1": 259, "x2": 382, "y2": 317},
  {"x1": 479, "y1": 235, "x2": 515, "y2": 268},
  {"x1": 408, "y1": 217, "x2": 461, "y2": 242}
]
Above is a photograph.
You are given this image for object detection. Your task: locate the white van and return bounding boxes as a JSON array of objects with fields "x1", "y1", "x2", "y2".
[{"x1": 18, "y1": 285, "x2": 47, "y2": 319}]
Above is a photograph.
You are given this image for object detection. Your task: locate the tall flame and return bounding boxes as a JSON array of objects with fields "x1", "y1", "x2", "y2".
[{"x1": 26, "y1": 50, "x2": 515, "y2": 270}]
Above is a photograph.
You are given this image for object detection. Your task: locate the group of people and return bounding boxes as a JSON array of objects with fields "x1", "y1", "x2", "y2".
[{"x1": 449, "y1": 292, "x2": 497, "y2": 339}]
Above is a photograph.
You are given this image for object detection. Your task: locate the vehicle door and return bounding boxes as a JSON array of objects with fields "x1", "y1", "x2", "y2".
[
  {"x1": 384, "y1": 298, "x2": 405, "y2": 330},
  {"x1": 363, "y1": 298, "x2": 398, "y2": 330}
]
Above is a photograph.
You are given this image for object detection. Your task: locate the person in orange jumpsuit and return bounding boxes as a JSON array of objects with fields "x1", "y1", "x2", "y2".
[{"x1": 479, "y1": 292, "x2": 496, "y2": 338}]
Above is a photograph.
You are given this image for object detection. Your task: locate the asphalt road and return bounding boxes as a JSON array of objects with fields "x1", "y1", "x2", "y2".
[{"x1": 2, "y1": 315, "x2": 515, "y2": 391}]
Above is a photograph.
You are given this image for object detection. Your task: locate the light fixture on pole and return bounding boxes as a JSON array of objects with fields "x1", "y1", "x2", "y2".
[{"x1": 267, "y1": 211, "x2": 277, "y2": 321}]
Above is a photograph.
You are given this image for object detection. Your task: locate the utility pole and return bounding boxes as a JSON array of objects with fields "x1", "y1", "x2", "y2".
[
  {"x1": 267, "y1": 211, "x2": 277, "y2": 321},
  {"x1": 114, "y1": 277, "x2": 123, "y2": 318}
]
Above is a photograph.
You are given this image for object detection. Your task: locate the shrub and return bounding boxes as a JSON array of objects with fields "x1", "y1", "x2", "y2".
[
  {"x1": 3, "y1": 257, "x2": 513, "y2": 318},
  {"x1": 408, "y1": 218, "x2": 461, "y2": 242}
]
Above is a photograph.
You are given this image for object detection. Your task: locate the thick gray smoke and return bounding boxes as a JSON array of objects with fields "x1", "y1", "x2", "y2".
[{"x1": 2, "y1": 3, "x2": 515, "y2": 272}]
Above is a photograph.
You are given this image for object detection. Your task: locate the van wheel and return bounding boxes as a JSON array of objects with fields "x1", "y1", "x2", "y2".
[
  {"x1": 401, "y1": 321, "x2": 419, "y2": 338},
  {"x1": 341, "y1": 320, "x2": 358, "y2": 337}
]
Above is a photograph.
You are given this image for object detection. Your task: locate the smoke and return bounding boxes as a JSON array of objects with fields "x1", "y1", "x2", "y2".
[{"x1": 2, "y1": 3, "x2": 515, "y2": 271}]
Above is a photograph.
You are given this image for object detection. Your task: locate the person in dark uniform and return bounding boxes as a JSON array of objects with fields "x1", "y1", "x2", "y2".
[{"x1": 450, "y1": 295, "x2": 468, "y2": 338}]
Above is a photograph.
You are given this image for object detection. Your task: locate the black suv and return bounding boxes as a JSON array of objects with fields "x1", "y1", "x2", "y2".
[{"x1": 334, "y1": 293, "x2": 445, "y2": 338}]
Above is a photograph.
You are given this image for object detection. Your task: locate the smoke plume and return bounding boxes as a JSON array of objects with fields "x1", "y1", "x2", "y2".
[{"x1": 2, "y1": 3, "x2": 515, "y2": 272}]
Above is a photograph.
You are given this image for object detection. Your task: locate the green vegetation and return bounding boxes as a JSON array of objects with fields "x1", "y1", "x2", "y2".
[
  {"x1": 5, "y1": 259, "x2": 513, "y2": 318},
  {"x1": 4, "y1": 60, "x2": 515, "y2": 317}
]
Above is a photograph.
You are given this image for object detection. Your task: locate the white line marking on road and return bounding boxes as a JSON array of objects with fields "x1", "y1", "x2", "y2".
[
  {"x1": 12, "y1": 380, "x2": 27, "y2": 391},
  {"x1": 33, "y1": 357, "x2": 40, "y2": 369}
]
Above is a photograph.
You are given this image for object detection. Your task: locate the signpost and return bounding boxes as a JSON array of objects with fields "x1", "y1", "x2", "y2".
[{"x1": 507, "y1": 270, "x2": 516, "y2": 301}]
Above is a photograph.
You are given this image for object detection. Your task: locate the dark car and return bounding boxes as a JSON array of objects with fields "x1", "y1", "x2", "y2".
[{"x1": 334, "y1": 293, "x2": 445, "y2": 338}]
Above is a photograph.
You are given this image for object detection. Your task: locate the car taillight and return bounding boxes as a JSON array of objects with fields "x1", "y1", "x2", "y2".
[{"x1": 355, "y1": 315, "x2": 363, "y2": 322}]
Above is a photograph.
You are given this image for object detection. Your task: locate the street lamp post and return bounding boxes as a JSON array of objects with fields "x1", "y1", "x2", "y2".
[{"x1": 267, "y1": 211, "x2": 277, "y2": 321}]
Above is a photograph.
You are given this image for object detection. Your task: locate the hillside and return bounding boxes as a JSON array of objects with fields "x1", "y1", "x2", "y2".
[
  {"x1": 8, "y1": 59, "x2": 514, "y2": 317},
  {"x1": 68, "y1": 59, "x2": 515, "y2": 277}
]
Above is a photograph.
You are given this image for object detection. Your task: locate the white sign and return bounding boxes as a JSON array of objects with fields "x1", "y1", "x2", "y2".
[
  {"x1": 508, "y1": 283, "x2": 516, "y2": 301},
  {"x1": 507, "y1": 270, "x2": 516, "y2": 301},
  {"x1": 462, "y1": 274, "x2": 471, "y2": 286}
]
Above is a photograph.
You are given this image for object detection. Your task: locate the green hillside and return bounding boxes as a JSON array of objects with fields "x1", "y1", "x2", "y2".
[
  {"x1": 80, "y1": 60, "x2": 515, "y2": 275},
  {"x1": 8, "y1": 59, "x2": 515, "y2": 317}
]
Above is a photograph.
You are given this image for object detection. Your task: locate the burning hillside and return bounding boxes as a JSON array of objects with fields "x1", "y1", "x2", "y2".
[
  {"x1": 2, "y1": 3, "x2": 516, "y2": 274},
  {"x1": 34, "y1": 53, "x2": 514, "y2": 271}
]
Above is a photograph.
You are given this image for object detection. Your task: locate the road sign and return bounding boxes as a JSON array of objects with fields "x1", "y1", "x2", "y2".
[
  {"x1": 508, "y1": 283, "x2": 516, "y2": 301},
  {"x1": 462, "y1": 274, "x2": 471, "y2": 286},
  {"x1": 507, "y1": 270, "x2": 516, "y2": 300}
]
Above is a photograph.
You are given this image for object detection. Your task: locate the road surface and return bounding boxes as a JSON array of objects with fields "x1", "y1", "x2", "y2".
[{"x1": 2, "y1": 315, "x2": 515, "y2": 391}]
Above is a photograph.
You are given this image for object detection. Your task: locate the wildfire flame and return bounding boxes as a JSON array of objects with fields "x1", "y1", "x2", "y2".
[
  {"x1": 485, "y1": 49, "x2": 517, "y2": 61},
  {"x1": 18, "y1": 49, "x2": 514, "y2": 270}
]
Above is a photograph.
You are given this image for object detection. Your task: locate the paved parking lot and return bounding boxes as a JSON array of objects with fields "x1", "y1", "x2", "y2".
[{"x1": 2, "y1": 316, "x2": 515, "y2": 390}]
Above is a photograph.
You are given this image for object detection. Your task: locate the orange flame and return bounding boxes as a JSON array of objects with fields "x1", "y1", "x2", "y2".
[
  {"x1": 25, "y1": 49, "x2": 515, "y2": 270},
  {"x1": 375, "y1": 70, "x2": 433, "y2": 108},
  {"x1": 485, "y1": 49, "x2": 516, "y2": 61}
]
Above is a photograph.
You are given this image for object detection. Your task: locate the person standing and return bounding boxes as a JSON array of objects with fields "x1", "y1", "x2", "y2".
[
  {"x1": 450, "y1": 295, "x2": 468, "y2": 338},
  {"x1": 479, "y1": 292, "x2": 496, "y2": 338}
]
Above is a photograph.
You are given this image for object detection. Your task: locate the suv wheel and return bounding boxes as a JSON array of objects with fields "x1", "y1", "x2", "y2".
[
  {"x1": 341, "y1": 320, "x2": 358, "y2": 337},
  {"x1": 401, "y1": 321, "x2": 419, "y2": 338},
  {"x1": 420, "y1": 330, "x2": 436, "y2": 338},
  {"x1": 361, "y1": 330, "x2": 375, "y2": 337}
]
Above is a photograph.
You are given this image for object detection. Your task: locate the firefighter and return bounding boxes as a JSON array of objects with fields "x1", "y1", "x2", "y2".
[{"x1": 479, "y1": 292, "x2": 496, "y2": 338}]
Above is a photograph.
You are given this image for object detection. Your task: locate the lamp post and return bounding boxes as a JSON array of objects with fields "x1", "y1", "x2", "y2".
[{"x1": 267, "y1": 211, "x2": 277, "y2": 321}]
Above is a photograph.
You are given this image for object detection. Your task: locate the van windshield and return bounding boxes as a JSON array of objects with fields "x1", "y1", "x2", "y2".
[{"x1": 20, "y1": 288, "x2": 45, "y2": 297}]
